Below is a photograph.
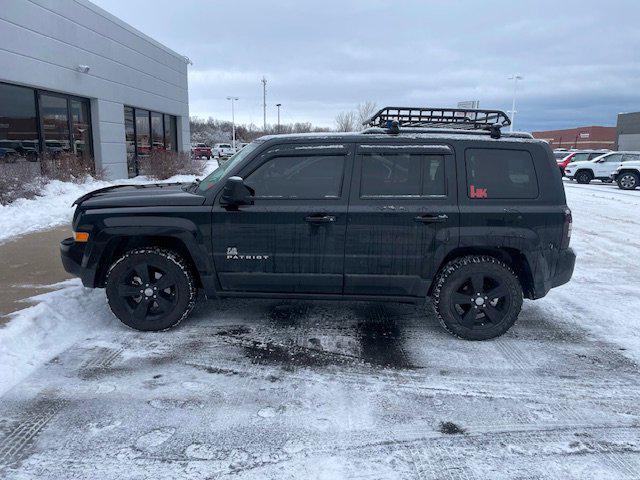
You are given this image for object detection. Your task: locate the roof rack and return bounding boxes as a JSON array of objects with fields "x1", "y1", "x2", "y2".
[{"x1": 363, "y1": 106, "x2": 512, "y2": 138}]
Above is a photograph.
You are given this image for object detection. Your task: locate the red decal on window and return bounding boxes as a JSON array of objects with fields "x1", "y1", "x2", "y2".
[{"x1": 470, "y1": 185, "x2": 488, "y2": 198}]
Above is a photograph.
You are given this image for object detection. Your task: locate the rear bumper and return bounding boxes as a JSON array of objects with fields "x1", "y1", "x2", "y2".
[{"x1": 551, "y1": 248, "x2": 576, "y2": 289}]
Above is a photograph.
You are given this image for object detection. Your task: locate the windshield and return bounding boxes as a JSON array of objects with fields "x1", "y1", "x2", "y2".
[{"x1": 197, "y1": 140, "x2": 263, "y2": 191}]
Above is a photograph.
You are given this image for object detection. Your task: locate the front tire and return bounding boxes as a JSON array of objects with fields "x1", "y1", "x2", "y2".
[
  {"x1": 575, "y1": 170, "x2": 593, "y2": 184},
  {"x1": 432, "y1": 256, "x2": 523, "y2": 340},
  {"x1": 617, "y1": 172, "x2": 639, "y2": 190},
  {"x1": 106, "y1": 248, "x2": 196, "y2": 331}
]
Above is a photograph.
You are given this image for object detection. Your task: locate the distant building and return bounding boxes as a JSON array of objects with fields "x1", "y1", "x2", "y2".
[
  {"x1": 616, "y1": 112, "x2": 640, "y2": 151},
  {"x1": 0, "y1": 0, "x2": 190, "y2": 180},
  {"x1": 532, "y1": 126, "x2": 616, "y2": 150}
]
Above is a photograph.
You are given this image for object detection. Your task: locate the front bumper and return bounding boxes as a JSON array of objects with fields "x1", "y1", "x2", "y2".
[
  {"x1": 60, "y1": 237, "x2": 85, "y2": 278},
  {"x1": 551, "y1": 247, "x2": 576, "y2": 289}
]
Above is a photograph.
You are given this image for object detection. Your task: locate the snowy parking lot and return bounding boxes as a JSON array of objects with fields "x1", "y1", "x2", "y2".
[{"x1": 1, "y1": 180, "x2": 639, "y2": 479}]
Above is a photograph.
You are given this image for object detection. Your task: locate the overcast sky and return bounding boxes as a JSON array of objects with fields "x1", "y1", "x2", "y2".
[{"x1": 93, "y1": 0, "x2": 640, "y2": 131}]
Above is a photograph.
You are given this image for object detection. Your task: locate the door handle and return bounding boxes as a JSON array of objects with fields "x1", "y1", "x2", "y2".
[
  {"x1": 414, "y1": 214, "x2": 448, "y2": 223},
  {"x1": 305, "y1": 214, "x2": 336, "y2": 223}
]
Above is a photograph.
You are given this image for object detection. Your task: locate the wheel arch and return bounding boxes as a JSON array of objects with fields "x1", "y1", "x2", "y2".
[
  {"x1": 95, "y1": 234, "x2": 203, "y2": 289},
  {"x1": 430, "y1": 247, "x2": 535, "y2": 299},
  {"x1": 575, "y1": 168, "x2": 594, "y2": 178}
]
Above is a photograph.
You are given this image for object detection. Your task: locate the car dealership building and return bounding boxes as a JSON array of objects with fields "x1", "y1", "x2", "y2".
[{"x1": 0, "y1": 0, "x2": 190, "y2": 179}]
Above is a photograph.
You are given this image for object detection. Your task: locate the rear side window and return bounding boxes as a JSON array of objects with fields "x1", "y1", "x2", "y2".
[
  {"x1": 465, "y1": 149, "x2": 538, "y2": 199},
  {"x1": 245, "y1": 155, "x2": 345, "y2": 199},
  {"x1": 360, "y1": 153, "x2": 446, "y2": 197}
]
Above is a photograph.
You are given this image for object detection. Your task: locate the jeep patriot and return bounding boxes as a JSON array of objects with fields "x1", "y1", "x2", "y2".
[{"x1": 61, "y1": 107, "x2": 575, "y2": 340}]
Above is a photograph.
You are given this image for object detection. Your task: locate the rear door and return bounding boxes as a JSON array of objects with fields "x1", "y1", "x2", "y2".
[
  {"x1": 344, "y1": 144, "x2": 458, "y2": 297},
  {"x1": 211, "y1": 142, "x2": 353, "y2": 294}
]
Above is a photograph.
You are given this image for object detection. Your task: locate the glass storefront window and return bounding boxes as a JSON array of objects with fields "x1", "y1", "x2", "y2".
[
  {"x1": 0, "y1": 83, "x2": 40, "y2": 160},
  {"x1": 151, "y1": 111, "x2": 164, "y2": 150},
  {"x1": 164, "y1": 114, "x2": 177, "y2": 152},
  {"x1": 124, "y1": 106, "x2": 136, "y2": 176},
  {"x1": 40, "y1": 93, "x2": 71, "y2": 154},
  {"x1": 70, "y1": 99, "x2": 91, "y2": 158},
  {"x1": 135, "y1": 109, "x2": 150, "y2": 157}
]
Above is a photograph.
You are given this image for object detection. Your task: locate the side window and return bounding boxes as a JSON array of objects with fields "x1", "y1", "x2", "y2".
[
  {"x1": 604, "y1": 154, "x2": 623, "y2": 163},
  {"x1": 571, "y1": 153, "x2": 589, "y2": 162},
  {"x1": 622, "y1": 154, "x2": 640, "y2": 162},
  {"x1": 360, "y1": 153, "x2": 446, "y2": 197},
  {"x1": 465, "y1": 148, "x2": 539, "y2": 199},
  {"x1": 245, "y1": 155, "x2": 345, "y2": 199},
  {"x1": 588, "y1": 153, "x2": 603, "y2": 160}
]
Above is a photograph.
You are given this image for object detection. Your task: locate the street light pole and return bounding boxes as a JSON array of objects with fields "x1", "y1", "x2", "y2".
[
  {"x1": 508, "y1": 74, "x2": 523, "y2": 132},
  {"x1": 261, "y1": 77, "x2": 267, "y2": 132},
  {"x1": 226, "y1": 96, "x2": 239, "y2": 149},
  {"x1": 276, "y1": 103, "x2": 281, "y2": 133}
]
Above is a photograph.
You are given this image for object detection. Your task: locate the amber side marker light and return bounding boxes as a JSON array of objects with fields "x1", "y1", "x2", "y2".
[{"x1": 73, "y1": 231, "x2": 90, "y2": 242}]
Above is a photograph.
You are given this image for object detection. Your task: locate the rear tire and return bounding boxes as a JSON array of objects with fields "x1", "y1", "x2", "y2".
[
  {"x1": 575, "y1": 170, "x2": 593, "y2": 184},
  {"x1": 432, "y1": 256, "x2": 523, "y2": 340},
  {"x1": 617, "y1": 172, "x2": 639, "y2": 190},
  {"x1": 106, "y1": 248, "x2": 196, "y2": 331}
]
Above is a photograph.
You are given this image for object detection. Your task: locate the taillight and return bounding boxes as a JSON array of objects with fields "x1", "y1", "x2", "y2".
[{"x1": 561, "y1": 207, "x2": 572, "y2": 249}]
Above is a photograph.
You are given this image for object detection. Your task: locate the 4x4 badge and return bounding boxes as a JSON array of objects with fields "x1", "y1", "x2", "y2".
[{"x1": 226, "y1": 247, "x2": 270, "y2": 261}]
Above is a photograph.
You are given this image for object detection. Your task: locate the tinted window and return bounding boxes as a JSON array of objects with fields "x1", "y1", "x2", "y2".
[
  {"x1": 70, "y1": 99, "x2": 91, "y2": 158},
  {"x1": 135, "y1": 109, "x2": 150, "y2": 157},
  {"x1": 151, "y1": 112, "x2": 164, "y2": 150},
  {"x1": 0, "y1": 83, "x2": 39, "y2": 159},
  {"x1": 623, "y1": 153, "x2": 640, "y2": 162},
  {"x1": 360, "y1": 153, "x2": 446, "y2": 197},
  {"x1": 40, "y1": 94, "x2": 71, "y2": 153},
  {"x1": 245, "y1": 155, "x2": 344, "y2": 199},
  {"x1": 465, "y1": 149, "x2": 538, "y2": 199},
  {"x1": 588, "y1": 152, "x2": 603, "y2": 159}
]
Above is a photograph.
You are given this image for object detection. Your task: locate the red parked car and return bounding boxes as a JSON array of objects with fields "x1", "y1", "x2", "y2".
[
  {"x1": 191, "y1": 143, "x2": 212, "y2": 159},
  {"x1": 556, "y1": 150, "x2": 609, "y2": 175}
]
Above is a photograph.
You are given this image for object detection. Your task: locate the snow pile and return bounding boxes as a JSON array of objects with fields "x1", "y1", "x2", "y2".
[
  {"x1": 0, "y1": 162, "x2": 218, "y2": 244},
  {"x1": 0, "y1": 279, "x2": 116, "y2": 396},
  {"x1": 0, "y1": 178, "x2": 113, "y2": 242}
]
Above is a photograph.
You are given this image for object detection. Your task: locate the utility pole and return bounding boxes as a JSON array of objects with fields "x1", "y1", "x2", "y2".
[
  {"x1": 261, "y1": 77, "x2": 267, "y2": 132},
  {"x1": 507, "y1": 74, "x2": 523, "y2": 132},
  {"x1": 276, "y1": 103, "x2": 281, "y2": 134},
  {"x1": 226, "y1": 96, "x2": 239, "y2": 149}
]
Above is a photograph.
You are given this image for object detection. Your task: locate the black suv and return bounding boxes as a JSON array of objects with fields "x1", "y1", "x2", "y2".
[{"x1": 61, "y1": 107, "x2": 575, "y2": 340}]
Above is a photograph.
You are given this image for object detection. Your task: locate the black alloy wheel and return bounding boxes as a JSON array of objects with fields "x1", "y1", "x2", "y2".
[
  {"x1": 106, "y1": 248, "x2": 196, "y2": 331},
  {"x1": 449, "y1": 273, "x2": 512, "y2": 329},
  {"x1": 432, "y1": 256, "x2": 523, "y2": 340}
]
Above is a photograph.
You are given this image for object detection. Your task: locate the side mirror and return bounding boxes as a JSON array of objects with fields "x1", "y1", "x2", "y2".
[{"x1": 220, "y1": 176, "x2": 254, "y2": 206}]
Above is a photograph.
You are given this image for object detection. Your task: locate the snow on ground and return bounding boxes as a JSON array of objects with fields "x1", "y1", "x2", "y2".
[
  {"x1": 0, "y1": 180, "x2": 639, "y2": 479},
  {"x1": 0, "y1": 161, "x2": 218, "y2": 244}
]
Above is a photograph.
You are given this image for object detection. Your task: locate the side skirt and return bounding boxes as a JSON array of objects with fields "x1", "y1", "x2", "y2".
[{"x1": 216, "y1": 291, "x2": 427, "y2": 305}]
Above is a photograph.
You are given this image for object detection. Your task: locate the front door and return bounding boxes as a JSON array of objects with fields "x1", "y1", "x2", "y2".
[
  {"x1": 211, "y1": 143, "x2": 353, "y2": 294},
  {"x1": 593, "y1": 153, "x2": 623, "y2": 178},
  {"x1": 344, "y1": 144, "x2": 459, "y2": 296}
]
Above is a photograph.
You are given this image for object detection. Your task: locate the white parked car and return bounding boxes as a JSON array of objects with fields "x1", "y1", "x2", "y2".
[
  {"x1": 564, "y1": 151, "x2": 640, "y2": 184},
  {"x1": 213, "y1": 143, "x2": 236, "y2": 158},
  {"x1": 612, "y1": 160, "x2": 640, "y2": 190}
]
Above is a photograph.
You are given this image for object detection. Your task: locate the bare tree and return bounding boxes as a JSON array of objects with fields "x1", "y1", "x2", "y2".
[
  {"x1": 356, "y1": 101, "x2": 378, "y2": 126},
  {"x1": 335, "y1": 110, "x2": 357, "y2": 132}
]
